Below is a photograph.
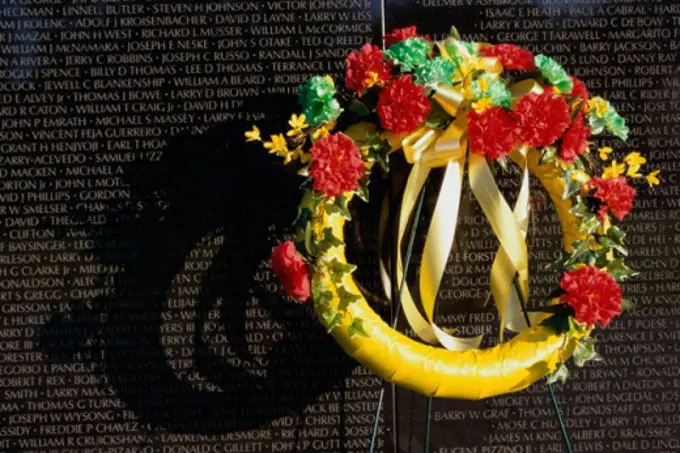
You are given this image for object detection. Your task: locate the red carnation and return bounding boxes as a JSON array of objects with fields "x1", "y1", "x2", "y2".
[
  {"x1": 377, "y1": 75, "x2": 431, "y2": 134},
  {"x1": 310, "y1": 133, "x2": 364, "y2": 197},
  {"x1": 271, "y1": 241, "x2": 311, "y2": 302},
  {"x1": 384, "y1": 25, "x2": 430, "y2": 47},
  {"x1": 479, "y1": 44, "x2": 535, "y2": 71},
  {"x1": 345, "y1": 43, "x2": 392, "y2": 94},
  {"x1": 590, "y1": 177, "x2": 636, "y2": 221},
  {"x1": 513, "y1": 92, "x2": 571, "y2": 147},
  {"x1": 559, "y1": 113, "x2": 591, "y2": 163},
  {"x1": 569, "y1": 76, "x2": 589, "y2": 100},
  {"x1": 468, "y1": 107, "x2": 517, "y2": 160},
  {"x1": 560, "y1": 265, "x2": 622, "y2": 327}
]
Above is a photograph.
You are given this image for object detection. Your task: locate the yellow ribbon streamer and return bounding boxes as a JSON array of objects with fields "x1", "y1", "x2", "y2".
[
  {"x1": 377, "y1": 39, "x2": 551, "y2": 351},
  {"x1": 393, "y1": 115, "x2": 483, "y2": 350}
]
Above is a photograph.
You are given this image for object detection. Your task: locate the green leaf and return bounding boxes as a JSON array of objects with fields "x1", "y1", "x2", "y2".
[
  {"x1": 326, "y1": 195, "x2": 352, "y2": 220},
  {"x1": 579, "y1": 213, "x2": 600, "y2": 234},
  {"x1": 315, "y1": 227, "x2": 343, "y2": 254},
  {"x1": 539, "y1": 147, "x2": 557, "y2": 165},
  {"x1": 312, "y1": 279, "x2": 334, "y2": 306},
  {"x1": 568, "y1": 200, "x2": 589, "y2": 218},
  {"x1": 573, "y1": 338, "x2": 603, "y2": 367},
  {"x1": 567, "y1": 317, "x2": 589, "y2": 335},
  {"x1": 564, "y1": 240, "x2": 590, "y2": 267},
  {"x1": 607, "y1": 259, "x2": 638, "y2": 282},
  {"x1": 356, "y1": 184, "x2": 369, "y2": 203},
  {"x1": 621, "y1": 298, "x2": 636, "y2": 312},
  {"x1": 598, "y1": 236, "x2": 627, "y2": 256},
  {"x1": 321, "y1": 308, "x2": 344, "y2": 333},
  {"x1": 607, "y1": 226, "x2": 626, "y2": 245},
  {"x1": 546, "y1": 364, "x2": 569, "y2": 385},
  {"x1": 327, "y1": 258, "x2": 357, "y2": 282},
  {"x1": 337, "y1": 285, "x2": 361, "y2": 311},
  {"x1": 348, "y1": 98, "x2": 370, "y2": 116},
  {"x1": 348, "y1": 318, "x2": 369, "y2": 338},
  {"x1": 562, "y1": 179, "x2": 581, "y2": 200},
  {"x1": 303, "y1": 223, "x2": 315, "y2": 256},
  {"x1": 292, "y1": 207, "x2": 312, "y2": 232}
]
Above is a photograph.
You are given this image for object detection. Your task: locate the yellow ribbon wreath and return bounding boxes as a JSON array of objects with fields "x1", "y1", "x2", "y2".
[{"x1": 252, "y1": 32, "x2": 650, "y2": 399}]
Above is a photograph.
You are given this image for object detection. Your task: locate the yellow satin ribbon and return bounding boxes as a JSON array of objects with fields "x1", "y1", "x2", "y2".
[
  {"x1": 394, "y1": 115, "x2": 484, "y2": 350},
  {"x1": 378, "y1": 40, "x2": 550, "y2": 350}
]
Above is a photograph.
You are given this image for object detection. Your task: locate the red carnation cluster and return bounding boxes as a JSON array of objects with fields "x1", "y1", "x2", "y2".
[
  {"x1": 271, "y1": 241, "x2": 311, "y2": 302},
  {"x1": 468, "y1": 107, "x2": 517, "y2": 160},
  {"x1": 310, "y1": 133, "x2": 364, "y2": 197},
  {"x1": 479, "y1": 44, "x2": 535, "y2": 71},
  {"x1": 345, "y1": 43, "x2": 392, "y2": 94},
  {"x1": 590, "y1": 177, "x2": 636, "y2": 221},
  {"x1": 560, "y1": 265, "x2": 622, "y2": 327},
  {"x1": 384, "y1": 25, "x2": 430, "y2": 47},
  {"x1": 559, "y1": 113, "x2": 591, "y2": 163},
  {"x1": 377, "y1": 75, "x2": 431, "y2": 134},
  {"x1": 513, "y1": 92, "x2": 571, "y2": 147}
]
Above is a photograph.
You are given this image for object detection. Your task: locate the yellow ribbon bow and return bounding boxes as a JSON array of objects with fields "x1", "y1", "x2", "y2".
[{"x1": 379, "y1": 40, "x2": 550, "y2": 351}]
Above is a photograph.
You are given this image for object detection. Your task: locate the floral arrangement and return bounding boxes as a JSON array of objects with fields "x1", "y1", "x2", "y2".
[{"x1": 246, "y1": 26, "x2": 660, "y2": 386}]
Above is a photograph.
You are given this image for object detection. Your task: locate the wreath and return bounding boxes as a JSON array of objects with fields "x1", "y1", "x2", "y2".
[{"x1": 246, "y1": 26, "x2": 661, "y2": 399}]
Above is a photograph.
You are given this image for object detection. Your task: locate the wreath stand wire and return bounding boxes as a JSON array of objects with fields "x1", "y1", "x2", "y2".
[{"x1": 366, "y1": 184, "x2": 574, "y2": 453}]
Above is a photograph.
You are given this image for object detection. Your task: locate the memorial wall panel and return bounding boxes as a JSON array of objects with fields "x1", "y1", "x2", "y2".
[
  {"x1": 0, "y1": 1, "x2": 386, "y2": 452},
  {"x1": 384, "y1": 1, "x2": 680, "y2": 452}
]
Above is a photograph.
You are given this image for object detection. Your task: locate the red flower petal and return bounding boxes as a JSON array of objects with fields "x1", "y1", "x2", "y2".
[
  {"x1": 377, "y1": 75, "x2": 431, "y2": 135},
  {"x1": 513, "y1": 92, "x2": 571, "y2": 147},
  {"x1": 271, "y1": 241, "x2": 311, "y2": 302},
  {"x1": 559, "y1": 113, "x2": 591, "y2": 163},
  {"x1": 345, "y1": 43, "x2": 392, "y2": 94},
  {"x1": 569, "y1": 76, "x2": 589, "y2": 100},
  {"x1": 479, "y1": 44, "x2": 535, "y2": 71},
  {"x1": 590, "y1": 177, "x2": 636, "y2": 221},
  {"x1": 468, "y1": 107, "x2": 517, "y2": 160},
  {"x1": 310, "y1": 133, "x2": 364, "y2": 197},
  {"x1": 560, "y1": 266, "x2": 622, "y2": 327},
  {"x1": 384, "y1": 26, "x2": 430, "y2": 47}
]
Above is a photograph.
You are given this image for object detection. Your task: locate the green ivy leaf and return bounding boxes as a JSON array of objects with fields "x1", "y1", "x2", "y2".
[
  {"x1": 607, "y1": 259, "x2": 638, "y2": 282},
  {"x1": 598, "y1": 236, "x2": 627, "y2": 256},
  {"x1": 327, "y1": 258, "x2": 357, "y2": 282},
  {"x1": 348, "y1": 318, "x2": 369, "y2": 338},
  {"x1": 337, "y1": 285, "x2": 361, "y2": 311},
  {"x1": 546, "y1": 364, "x2": 569, "y2": 385},
  {"x1": 579, "y1": 213, "x2": 600, "y2": 234},
  {"x1": 356, "y1": 184, "x2": 370, "y2": 203},
  {"x1": 321, "y1": 308, "x2": 344, "y2": 333},
  {"x1": 348, "y1": 98, "x2": 370, "y2": 116},
  {"x1": 312, "y1": 279, "x2": 334, "y2": 306},
  {"x1": 573, "y1": 338, "x2": 603, "y2": 367},
  {"x1": 607, "y1": 226, "x2": 626, "y2": 245},
  {"x1": 303, "y1": 223, "x2": 315, "y2": 256},
  {"x1": 315, "y1": 227, "x2": 343, "y2": 254},
  {"x1": 562, "y1": 179, "x2": 581, "y2": 200},
  {"x1": 563, "y1": 240, "x2": 590, "y2": 267},
  {"x1": 326, "y1": 195, "x2": 352, "y2": 220},
  {"x1": 568, "y1": 201, "x2": 589, "y2": 218},
  {"x1": 292, "y1": 207, "x2": 312, "y2": 232}
]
